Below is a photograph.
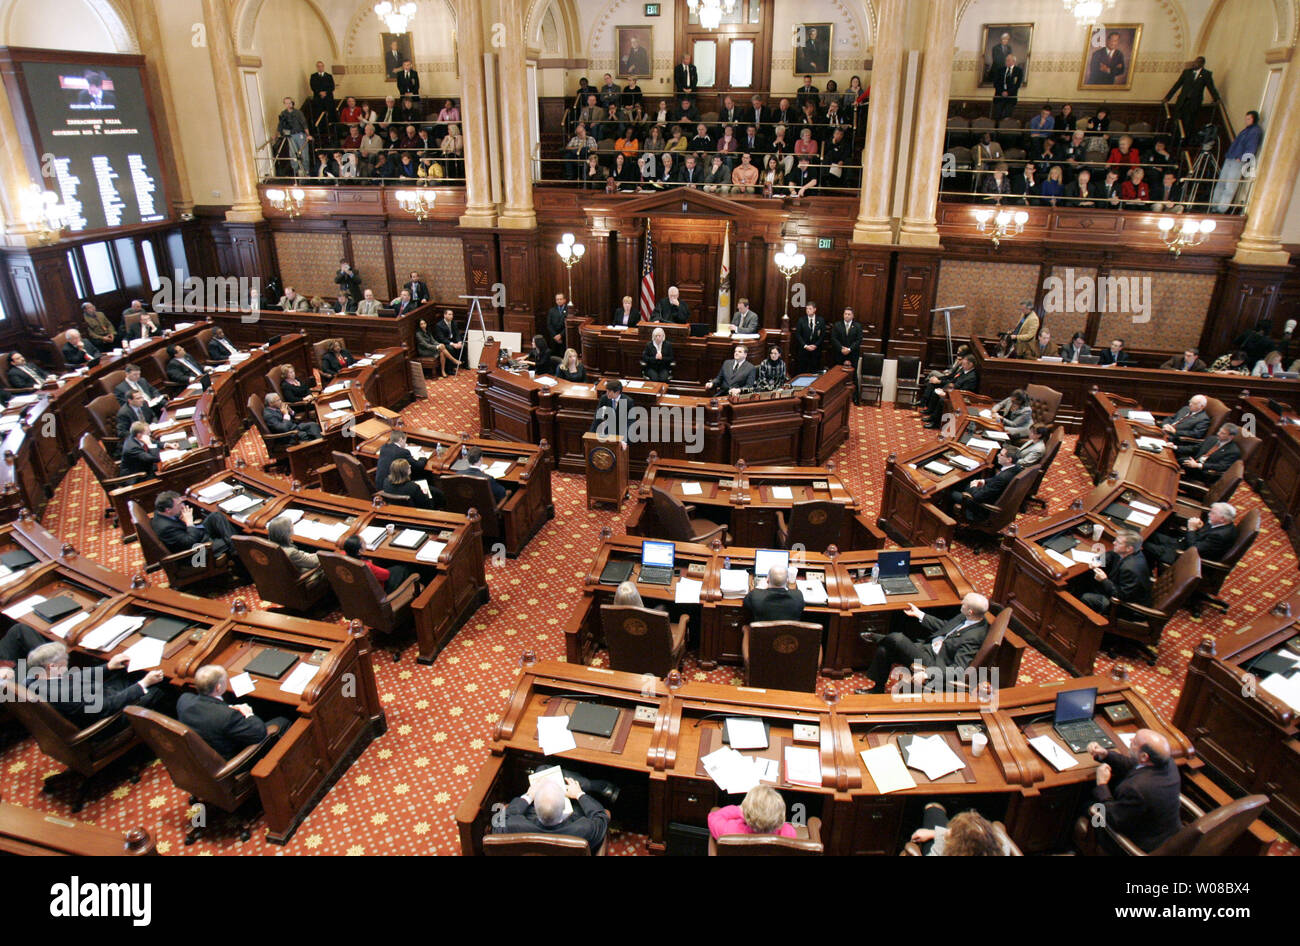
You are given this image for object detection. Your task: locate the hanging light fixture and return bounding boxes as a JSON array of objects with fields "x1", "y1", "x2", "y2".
[
  {"x1": 395, "y1": 189, "x2": 437, "y2": 222},
  {"x1": 374, "y1": 2, "x2": 418, "y2": 33},
  {"x1": 686, "y1": 0, "x2": 736, "y2": 32},
  {"x1": 972, "y1": 207, "x2": 1028, "y2": 248},
  {"x1": 1063, "y1": 0, "x2": 1115, "y2": 26}
]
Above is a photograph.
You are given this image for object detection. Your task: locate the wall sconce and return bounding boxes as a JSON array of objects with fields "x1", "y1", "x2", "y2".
[
  {"x1": 20, "y1": 184, "x2": 70, "y2": 244},
  {"x1": 395, "y1": 188, "x2": 436, "y2": 222},
  {"x1": 555, "y1": 232, "x2": 586, "y2": 302},
  {"x1": 265, "y1": 187, "x2": 305, "y2": 218},
  {"x1": 1157, "y1": 216, "x2": 1215, "y2": 256},
  {"x1": 774, "y1": 241, "x2": 805, "y2": 321},
  {"x1": 972, "y1": 207, "x2": 1027, "y2": 248}
]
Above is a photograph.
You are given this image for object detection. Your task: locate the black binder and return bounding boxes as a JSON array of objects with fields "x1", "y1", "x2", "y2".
[
  {"x1": 138, "y1": 616, "x2": 191, "y2": 644},
  {"x1": 0, "y1": 549, "x2": 38, "y2": 570},
  {"x1": 567, "y1": 702, "x2": 619, "y2": 738},
  {"x1": 245, "y1": 648, "x2": 298, "y2": 680},
  {"x1": 598, "y1": 560, "x2": 635, "y2": 585},
  {"x1": 32, "y1": 596, "x2": 82, "y2": 623}
]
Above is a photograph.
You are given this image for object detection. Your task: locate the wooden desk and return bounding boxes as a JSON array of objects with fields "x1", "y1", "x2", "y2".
[
  {"x1": 578, "y1": 317, "x2": 790, "y2": 389},
  {"x1": 1076, "y1": 391, "x2": 1183, "y2": 496},
  {"x1": 625, "y1": 457, "x2": 885, "y2": 552},
  {"x1": 1240, "y1": 396, "x2": 1300, "y2": 555},
  {"x1": 0, "y1": 794, "x2": 155, "y2": 855},
  {"x1": 878, "y1": 432, "x2": 999, "y2": 547}
]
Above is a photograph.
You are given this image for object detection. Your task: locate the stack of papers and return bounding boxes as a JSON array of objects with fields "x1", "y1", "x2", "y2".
[
  {"x1": 674, "y1": 577, "x2": 702, "y2": 604},
  {"x1": 1127, "y1": 510, "x2": 1156, "y2": 527},
  {"x1": 359, "y1": 525, "x2": 387, "y2": 550},
  {"x1": 922, "y1": 460, "x2": 954, "y2": 476},
  {"x1": 719, "y1": 569, "x2": 750, "y2": 597},
  {"x1": 1028, "y1": 734, "x2": 1078, "y2": 771},
  {"x1": 854, "y1": 581, "x2": 886, "y2": 606},
  {"x1": 1043, "y1": 548, "x2": 1075, "y2": 570},
  {"x1": 328, "y1": 400, "x2": 352, "y2": 410},
  {"x1": 415, "y1": 540, "x2": 448, "y2": 564},
  {"x1": 196, "y1": 481, "x2": 236, "y2": 503},
  {"x1": 770, "y1": 486, "x2": 794, "y2": 500},
  {"x1": 484, "y1": 460, "x2": 512, "y2": 478},
  {"x1": 680, "y1": 482, "x2": 703, "y2": 496},
  {"x1": 173, "y1": 407, "x2": 196, "y2": 419},
  {"x1": 160, "y1": 430, "x2": 189, "y2": 444},
  {"x1": 1260, "y1": 672, "x2": 1300, "y2": 712},
  {"x1": 901, "y1": 734, "x2": 966, "y2": 780},
  {"x1": 796, "y1": 578, "x2": 828, "y2": 604},
  {"x1": 986, "y1": 430, "x2": 1010, "y2": 442},
  {"x1": 292, "y1": 518, "x2": 348, "y2": 542},
  {"x1": 1127, "y1": 410, "x2": 1156, "y2": 424},
  {"x1": 1136, "y1": 436, "x2": 1167, "y2": 452},
  {"x1": 353, "y1": 358, "x2": 374, "y2": 367},
  {"x1": 219, "y1": 493, "x2": 261, "y2": 514},
  {"x1": 622, "y1": 380, "x2": 645, "y2": 388},
  {"x1": 1129, "y1": 499, "x2": 1161, "y2": 515},
  {"x1": 49, "y1": 612, "x2": 90, "y2": 640},
  {"x1": 701, "y1": 747, "x2": 778, "y2": 793},
  {"x1": 860, "y1": 744, "x2": 918, "y2": 793},
  {"x1": 279, "y1": 508, "x2": 306, "y2": 524},
  {"x1": 533, "y1": 376, "x2": 558, "y2": 387},
  {"x1": 537, "y1": 715, "x2": 577, "y2": 755},
  {"x1": 948, "y1": 455, "x2": 980, "y2": 471},
  {"x1": 978, "y1": 409, "x2": 993, "y2": 419},
  {"x1": 121, "y1": 636, "x2": 164, "y2": 671},
  {"x1": 967, "y1": 437, "x2": 998, "y2": 452},
  {"x1": 324, "y1": 410, "x2": 351, "y2": 420},
  {"x1": 3, "y1": 594, "x2": 46, "y2": 620},
  {"x1": 159, "y1": 449, "x2": 187, "y2": 463},
  {"x1": 280, "y1": 662, "x2": 319, "y2": 695},
  {"x1": 80, "y1": 614, "x2": 145, "y2": 651},
  {"x1": 783, "y1": 745, "x2": 823, "y2": 787},
  {"x1": 725, "y1": 718, "x2": 768, "y2": 749},
  {"x1": 322, "y1": 381, "x2": 350, "y2": 395}
]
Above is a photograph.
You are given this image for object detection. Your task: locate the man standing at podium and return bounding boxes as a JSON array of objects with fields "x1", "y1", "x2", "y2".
[
  {"x1": 652, "y1": 286, "x2": 691, "y2": 324},
  {"x1": 590, "y1": 380, "x2": 631, "y2": 438}
]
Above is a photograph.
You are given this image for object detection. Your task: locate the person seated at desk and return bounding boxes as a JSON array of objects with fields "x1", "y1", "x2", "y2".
[
  {"x1": 1013, "y1": 425, "x2": 1049, "y2": 466},
  {"x1": 1097, "y1": 338, "x2": 1131, "y2": 367},
  {"x1": 990, "y1": 388, "x2": 1033, "y2": 442},
  {"x1": 861, "y1": 593, "x2": 990, "y2": 694},
  {"x1": 81, "y1": 302, "x2": 118, "y2": 349},
  {"x1": 464, "y1": 446, "x2": 507, "y2": 503},
  {"x1": 1145, "y1": 502, "x2": 1238, "y2": 568},
  {"x1": 706, "y1": 344, "x2": 757, "y2": 395},
  {"x1": 652, "y1": 286, "x2": 691, "y2": 324},
  {"x1": 355, "y1": 289, "x2": 382, "y2": 316},
  {"x1": 555, "y1": 348, "x2": 587, "y2": 382},
  {"x1": 115, "y1": 390, "x2": 158, "y2": 441},
  {"x1": 113, "y1": 363, "x2": 166, "y2": 410},
  {"x1": 612, "y1": 580, "x2": 659, "y2": 611},
  {"x1": 922, "y1": 354, "x2": 978, "y2": 429},
  {"x1": 321, "y1": 339, "x2": 355, "y2": 379},
  {"x1": 743, "y1": 565, "x2": 805, "y2": 621},
  {"x1": 432, "y1": 309, "x2": 466, "y2": 373},
  {"x1": 267, "y1": 514, "x2": 323, "y2": 576},
  {"x1": 1060, "y1": 332, "x2": 1091, "y2": 364},
  {"x1": 60, "y1": 329, "x2": 101, "y2": 368},
  {"x1": 6, "y1": 353, "x2": 48, "y2": 389},
  {"x1": 1087, "y1": 729, "x2": 1182, "y2": 853},
  {"x1": 1160, "y1": 347, "x2": 1207, "y2": 372},
  {"x1": 918, "y1": 345, "x2": 972, "y2": 407},
  {"x1": 178, "y1": 665, "x2": 289, "y2": 759},
  {"x1": 388, "y1": 289, "x2": 418, "y2": 318},
  {"x1": 730, "y1": 298, "x2": 759, "y2": 336},
  {"x1": 611, "y1": 295, "x2": 640, "y2": 329},
  {"x1": 120, "y1": 301, "x2": 160, "y2": 340},
  {"x1": 206, "y1": 327, "x2": 239, "y2": 361},
  {"x1": 343, "y1": 534, "x2": 413, "y2": 593},
  {"x1": 1077, "y1": 530, "x2": 1151, "y2": 616},
  {"x1": 1031, "y1": 328, "x2": 1053, "y2": 359},
  {"x1": 641, "y1": 327, "x2": 673, "y2": 382},
  {"x1": 950, "y1": 449, "x2": 1022, "y2": 522},
  {"x1": 24, "y1": 642, "x2": 169, "y2": 726},
  {"x1": 1181, "y1": 423, "x2": 1241, "y2": 479},
  {"x1": 153, "y1": 490, "x2": 239, "y2": 559},
  {"x1": 1162, "y1": 394, "x2": 1210, "y2": 444},
  {"x1": 1209, "y1": 349, "x2": 1250, "y2": 375},
  {"x1": 755, "y1": 344, "x2": 788, "y2": 391},
  {"x1": 384, "y1": 458, "x2": 442, "y2": 510},
  {"x1": 165, "y1": 344, "x2": 208, "y2": 388},
  {"x1": 263, "y1": 392, "x2": 321, "y2": 442},
  {"x1": 120, "y1": 421, "x2": 162, "y2": 477},
  {"x1": 1253, "y1": 350, "x2": 1285, "y2": 378},
  {"x1": 278, "y1": 364, "x2": 314, "y2": 404},
  {"x1": 589, "y1": 380, "x2": 630, "y2": 437},
  {"x1": 280, "y1": 287, "x2": 310, "y2": 312},
  {"x1": 708, "y1": 785, "x2": 798, "y2": 840},
  {"x1": 909, "y1": 804, "x2": 1009, "y2": 856},
  {"x1": 495, "y1": 772, "x2": 613, "y2": 850},
  {"x1": 524, "y1": 334, "x2": 560, "y2": 375},
  {"x1": 376, "y1": 430, "x2": 431, "y2": 490}
]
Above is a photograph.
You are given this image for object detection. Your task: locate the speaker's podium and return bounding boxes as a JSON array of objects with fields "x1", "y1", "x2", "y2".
[{"x1": 583, "y1": 432, "x2": 628, "y2": 510}]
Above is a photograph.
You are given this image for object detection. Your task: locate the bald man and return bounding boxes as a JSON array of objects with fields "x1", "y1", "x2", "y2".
[
  {"x1": 1088, "y1": 729, "x2": 1182, "y2": 852},
  {"x1": 1161, "y1": 394, "x2": 1210, "y2": 442},
  {"x1": 743, "y1": 565, "x2": 805, "y2": 622},
  {"x1": 862, "y1": 593, "x2": 991, "y2": 693},
  {"x1": 496, "y1": 771, "x2": 613, "y2": 850}
]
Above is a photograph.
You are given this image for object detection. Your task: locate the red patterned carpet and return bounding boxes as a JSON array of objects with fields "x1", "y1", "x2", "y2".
[{"x1": 1, "y1": 368, "x2": 1295, "y2": 855}]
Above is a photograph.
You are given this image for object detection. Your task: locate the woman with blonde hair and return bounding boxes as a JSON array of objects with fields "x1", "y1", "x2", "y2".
[
  {"x1": 612, "y1": 580, "x2": 644, "y2": 608},
  {"x1": 708, "y1": 785, "x2": 798, "y2": 839},
  {"x1": 556, "y1": 348, "x2": 587, "y2": 382}
]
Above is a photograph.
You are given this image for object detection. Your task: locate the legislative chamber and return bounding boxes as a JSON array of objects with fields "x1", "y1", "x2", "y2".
[{"x1": 0, "y1": 0, "x2": 1296, "y2": 894}]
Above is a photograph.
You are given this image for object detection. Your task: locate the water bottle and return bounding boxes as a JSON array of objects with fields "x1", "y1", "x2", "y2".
[
  {"x1": 434, "y1": 442, "x2": 444, "y2": 458},
  {"x1": 871, "y1": 563, "x2": 880, "y2": 584},
  {"x1": 723, "y1": 556, "x2": 730, "y2": 570},
  {"x1": 461, "y1": 445, "x2": 469, "y2": 463}
]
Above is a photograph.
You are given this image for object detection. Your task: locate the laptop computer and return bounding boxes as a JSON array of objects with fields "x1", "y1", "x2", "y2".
[
  {"x1": 876, "y1": 550, "x2": 918, "y2": 596},
  {"x1": 567, "y1": 701, "x2": 620, "y2": 738},
  {"x1": 638, "y1": 540, "x2": 676, "y2": 585},
  {"x1": 1052, "y1": 686, "x2": 1114, "y2": 753},
  {"x1": 753, "y1": 548, "x2": 790, "y2": 587}
]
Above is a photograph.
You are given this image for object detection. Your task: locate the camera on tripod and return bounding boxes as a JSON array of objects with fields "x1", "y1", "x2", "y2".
[{"x1": 1195, "y1": 123, "x2": 1218, "y2": 150}]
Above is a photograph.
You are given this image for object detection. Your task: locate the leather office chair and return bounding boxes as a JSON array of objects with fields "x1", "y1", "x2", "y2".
[
  {"x1": 1179, "y1": 439, "x2": 1256, "y2": 502},
  {"x1": 1101, "y1": 547, "x2": 1201, "y2": 665},
  {"x1": 742, "y1": 621, "x2": 822, "y2": 692},
  {"x1": 945, "y1": 608, "x2": 1013, "y2": 693},
  {"x1": 952, "y1": 465, "x2": 1039, "y2": 548},
  {"x1": 1024, "y1": 384, "x2": 1062, "y2": 426},
  {"x1": 124, "y1": 706, "x2": 278, "y2": 844},
  {"x1": 314, "y1": 337, "x2": 345, "y2": 380},
  {"x1": 1190, "y1": 507, "x2": 1260, "y2": 615},
  {"x1": 1074, "y1": 793, "x2": 1268, "y2": 856},
  {"x1": 318, "y1": 551, "x2": 421, "y2": 661},
  {"x1": 331, "y1": 451, "x2": 376, "y2": 501},
  {"x1": 150, "y1": 348, "x2": 189, "y2": 396},
  {"x1": 195, "y1": 328, "x2": 216, "y2": 364},
  {"x1": 895, "y1": 355, "x2": 922, "y2": 407},
  {"x1": 48, "y1": 330, "x2": 73, "y2": 372},
  {"x1": 901, "y1": 818, "x2": 1021, "y2": 856},
  {"x1": 123, "y1": 311, "x2": 160, "y2": 338},
  {"x1": 98, "y1": 369, "x2": 126, "y2": 399},
  {"x1": 265, "y1": 365, "x2": 313, "y2": 412},
  {"x1": 79, "y1": 432, "x2": 150, "y2": 528},
  {"x1": 232, "y1": 535, "x2": 331, "y2": 613},
  {"x1": 440, "y1": 473, "x2": 506, "y2": 543},
  {"x1": 0, "y1": 353, "x2": 20, "y2": 392},
  {"x1": 380, "y1": 490, "x2": 414, "y2": 507},
  {"x1": 598, "y1": 604, "x2": 688, "y2": 678},
  {"x1": 1174, "y1": 460, "x2": 1243, "y2": 518},
  {"x1": 0, "y1": 679, "x2": 140, "y2": 812},
  {"x1": 128, "y1": 499, "x2": 230, "y2": 590},
  {"x1": 776, "y1": 500, "x2": 845, "y2": 554},
  {"x1": 87, "y1": 393, "x2": 125, "y2": 458},
  {"x1": 857, "y1": 352, "x2": 884, "y2": 406},
  {"x1": 1023, "y1": 426, "x2": 1065, "y2": 511},
  {"x1": 708, "y1": 810, "x2": 824, "y2": 855},
  {"x1": 650, "y1": 485, "x2": 728, "y2": 545},
  {"x1": 246, "y1": 393, "x2": 298, "y2": 471},
  {"x1": 483, "y1": 828, "x2": 607, "y2": 855}
]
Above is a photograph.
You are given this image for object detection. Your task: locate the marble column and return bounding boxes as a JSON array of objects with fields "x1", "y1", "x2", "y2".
[
  {"x1": 852, "y1": 0, "x2": 907, "y2": 244},
  {"x1": 458, "y1": 0, "x2": 497, "y2": 227},
  {"x1": 898, "y1": 0, "x2": 957, "y2": 247},
  {"x1": 497, "y1": 0, "x2": 537, "y2": 229},
  {"x1": 1232, "y1": 51, "x2": 1300, "y2": 266},
  {"x1": 202, "y1": 0, "x2": 262, "y2": 223},
  {"x1": 0, "y1": 75, "x2": 41, "y2": 246},
  {"x1": 133, "y1": 0, "x2": 195, "y2": 218}
]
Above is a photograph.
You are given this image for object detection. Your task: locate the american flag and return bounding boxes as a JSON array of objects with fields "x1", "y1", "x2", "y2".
[{"x1": 639, "y1": 227, "x2": 656, "y2": 323}]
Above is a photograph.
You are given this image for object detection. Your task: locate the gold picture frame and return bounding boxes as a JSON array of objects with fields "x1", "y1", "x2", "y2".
[
  {"x1": 979, "y1": 23, "x2": 1033, "y2": 88},
  {"x1": 1078, "y1": 24, "x2": 1142, "y2": 91},
  {"x1": 792, "y1": 23, "x2": 833, "y2": 76}
]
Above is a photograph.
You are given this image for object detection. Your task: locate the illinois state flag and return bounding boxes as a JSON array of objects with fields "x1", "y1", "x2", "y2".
[{"x1": 716, "y1": 224, "x2": 731, "y2": 330}]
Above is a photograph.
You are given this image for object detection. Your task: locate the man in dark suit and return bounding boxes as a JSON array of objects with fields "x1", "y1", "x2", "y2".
[
  {"x1": 1087, "y1": 31, "x2": 1127, "y2": 86},
  {"x1": 731, "y1": 299, "x2": 759, "y2": 335},
  {"x1": 74, "y1": 71, "x2": 115, "y2": 108},
  {"x1": 206, "y1": 327, "x2": 239, "y2": 361},
  {"x1": 496, "y1": 773, "x2": 611, "y2": 850},
  {"x1": 309, "y1": 61, "x2": 335, "y2": 101},
  {"x1": 1161, "y1": 394, "x2": 1211, "y2": 443},
  {"x1": 589, "y1": 380, "x2": 631, "y2": 437},
  {"x1": 862, "y1": 593, "x2": 991, "y2": 694},
  {"x1": 1160, "y1": 349, "x2": 1208, "y2": 373},
  {"x1": 1087, "y1": 729, "x2": 1182, "y2": 853},
  {"x1": 376, "y1": 430, "x2": 430, "y2": 490},
  {"x1": 432, "y1": 308, "x2": 465, "y2": 371},
  {"x1": 706, "y1": 345, "x2": 757, "y2": 394},
  {"x1": 114, "y1": 363, "x2": 166, "y2": 410},
  {"x1": 673, "y1": 54, "x2": 698, "y2": 94},
  {"x1": 385, "y1": 40, "x2": 405, "y2": 79},
  {"x1": 611, "y1": 295, "x2": 639, "y2": 329},
  {"x1": 404, "y1": 271, "x2": 430, "y2": 304},
  {"x1": 1164, "y1": 57, "x2": 1219, "y2": 142},
  {"x1": 165, "y1": 345, "x2": 208, "y2": 388},
  {"x1": 464, "y1": 446, "x2": 507, "y2": 503},
  {"x1": 1096, "y1": 338, "x2": 1130, "y2": 367},
  {"x1": 333, "y1": 260, "x2": 362, "y2": 302},
  {"x1": 115, "y1": 390, "x2": 156, "y2": 440},
  {"x1": 151, "y1": 490, "x2": 238, "y2": 558},
  {"x1": 389, "y1": 289, "x2": 418, "y2": 317},
  {"x1": 746, "y1": 97, "x2": 768, "y2": 130},
  {"x1": 24, "y1": 642, "x2": 166, "y2": 728},
  {"x1": 717, "y1": 94, "x2": 741, "y2": 128},
  {"x1": 1145, "y1": 502, "x2": 1238, "y2": 568},
  {"x1": 992, "y1": 54, "x2": 1023, "y2": 120},
  {"x1": 1181, "y1": 424, "x2": 1241, "y2": 479},
  {"x1": 178, "y1": 665, "x2": 288, "y2": 759},
  {"x1": 60, "y1": 329, "x2": 101, "y2": 368},
  {"x1": 672, "y1": 97, "x2": 701, "y2": 125},
  {"x1": 950, "y1": 450, "x2": 1022, "y2": 522},
  {"x1": 546, "y1": 293, "x2": 570, "y2": 350},
  {"x1": 741, "y1": 124, "x2": 766, "y2": 156},
  {"x1": 119, "y1": 422, "x2": 161, "y2": 478},
  {"x1": 653, "y1": 286, "x2": 690, "y2": 324},
  {"x1": 987, "y1": 32, "x2": 1014, "y2": 82},
  {"x1": 396, "y1": 60, "x2": 419, "y2": 96},
  {"x1": 5, "y1": 353, "x2": 46, "y2": 389},
  {"x1": 1078, "y1": 530, "x2": 1151, "y2": 615},
  {"x1": 830, "y1": 307, "x2": 863, "y2": 382},
  {"x1": 120, "y1": 300, "x2": 160, "y2": 339},
  {"x1": 263, "y1": 392, "x2": 321, "y2": 442},
  {"x1": 678, "y1": 155, "x2": 704, "y2": 187},
  {"x1": 792, "y1": 302, "x2": 826, "y2": 376},
  {"x1": 923, "y1": 354, "x2": 978, "y2": 428},
  {"x1": 742, "y1": 565, "x2": 805, "y2": 621}
]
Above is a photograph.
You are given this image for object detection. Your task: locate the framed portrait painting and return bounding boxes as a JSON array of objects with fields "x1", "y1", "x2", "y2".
[
  {"x1": 979, "y1": 24, "x2": 1033, "y2": 88},
  {"x1": 792, "y1": 23, "x2": 832, "y2": 76},
  {"x1": 381, "y1": 32, "x2": 414, "y2": 82},
  {"x1": 1079, "y1": 24, "x2": 1142, "y2": 91},
  {"x1": 616, "y1": 26, "x2": 653, "y2": 78}
]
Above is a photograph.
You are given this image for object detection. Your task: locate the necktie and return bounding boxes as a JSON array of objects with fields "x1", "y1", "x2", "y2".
[
  {"x1": 1006, "y1": 68, "x2": 1012, "y2": 84},
  {"x1": 1204, "y1": 440, "x2": 1223, "y2": 458}
]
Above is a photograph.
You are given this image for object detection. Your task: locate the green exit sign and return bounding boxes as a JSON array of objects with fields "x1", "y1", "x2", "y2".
[
  {"x1": 644, "y1": 3, "x2": 660, "y2": 14},
  {"x1": 817, "y1": 237, "x2": 833, "y2": 249}
]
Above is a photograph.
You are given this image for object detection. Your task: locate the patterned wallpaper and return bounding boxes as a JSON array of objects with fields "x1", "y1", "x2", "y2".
[
  {"x1": 273, "y1": 231, "x2": 345, "y2": 298},
  {"x1": 391, "y1": 236, "x2": 466, "y2": 305},
  {"x1": 1097, "y1": 269, "x2": 1215, "y2": 350},
  {"x1": 934, "y1": 260, "x2": 1039, "y2": 338},
  {"x1": 1040, "y1": 265, "x2": 1094, "y2": 346},
  {"x1": 351, "y1": 234, "x2": 391, "y2": 301}
]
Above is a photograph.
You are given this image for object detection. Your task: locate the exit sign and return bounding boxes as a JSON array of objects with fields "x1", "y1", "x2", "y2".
[
  {"x1": 644, "y1": 3, "x2": 660, "y2": 14},
  {"x1": 817, "y1": 237, "x2": 834, "y2": 249}
]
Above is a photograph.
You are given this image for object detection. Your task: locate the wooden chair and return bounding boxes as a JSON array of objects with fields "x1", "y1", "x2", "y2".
[
  {"x1": 0, "y1": 679, "x2": 140, "y2": 812},
  {"x1": 1174, "y1": 460, "x2": 1244, "y2": 518},
  {"x1": 650, "y1": 485, "x2": 728, "y2": 545},
  {"x1": 246, "y1": 393, "x2": 298, "y2": 470},
  {"x1": 331, "y1": 451, "x2": 376, "y2": 501},
  {"x1": 150, "y1": 348, "x2": 189, "y2": 397},
  {"x1": 124, "y1": 706, "x2": 277, "y2": 845},
  {"x1": 857, "y1": 352, "x2": 885, "y2": 406},
  {"x1": 895, "y1": 355, "x2": 921, "y2": 406},
  {"x1": 441, "y1": 473, "x2": 507, "y2": 543},
  {"x1": 901, "y1": 818, "x2": 1021, "y2": 855},
  {"x1": 742, "y1": 621, "x2": 822, "y2": 692},
  {"x1": 86, "y1": 394, "x2": 125, "y2": 458},
  {"x1": 598, "y1": 604, "x2": 688, "y2": 678},
  {"x1": 776, "y1": 500, "x2": 845, "y2": 554},
  {"x1": 313, "y1": 337, "x2": 345, "y2": 380},
  {"x1": 1024, "y1": 383, "x2": 1062, "y2": 426},
  {"x1": 79, "y1": 432, "x2": 151, "y2": 530},
  {"x1": 1179, "y1": 439, "x2": 1257, "y2": 502},
  {"x1": 952, "y1": 464, "x2": 1039, "y2": 547},
  {"x1": 708, "y1": 811, "x2": 824, "y2": 855},
  {"x1": 98, "y1": 368, "x2": 127, "y2": 399},
  {"x1": 1101, "y1": 547, "x2": 1201, "y2": 665},
  {"x1": 946, "y1": 607, "x2": 1013, "y2": 692},
  {"x1": 1074, "y1": 793, "x2": 1268, "y2": 856},
  {"x1": 483, "y1": 829, "x2": 607, "y2": 855},
  {"x1": 1023, "y1": 426, "x2": 1065, "y2": 511},
  {"x1": 1191, "y1": 508, "x2": 1260, "y2": 615},
  {"x1": 128, "y1": 500, "x2": 230, "y2": 590},
  {"x1": 231, "y1": 536, "x2": 331, "y2": 613},
  {"x1": 380, "y1": 490, "x2": 413, "y2": 506},
  {"x1": 266, "y1": 365, "x2": 313, "y2": 412},
  {"x1": 123, "y1": 311, "x2": 161, "y2": 339},
  {"x1": 318, "y1": 551, "x2": 421, "y2": 661},
  {"x1": 48, "y1": 330, "x2": 74, "y2": 372}
]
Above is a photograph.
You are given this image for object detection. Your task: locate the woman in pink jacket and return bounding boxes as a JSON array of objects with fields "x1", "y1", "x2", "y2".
[{"x1": 707, "y1": 785, "x2": 799, "y2": 839}]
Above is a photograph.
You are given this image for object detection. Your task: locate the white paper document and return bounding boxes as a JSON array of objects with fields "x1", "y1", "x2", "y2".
[
  {"x1": 80, "y1": 614, "x2": 145, "y2": 651},
  {"x1": 901, "y1": 733, "x2": 966, "y2": 781},
  {"x1": 978, "y1": 409, "x2": 993, "y2": 419},
  {"x1": 1129, "y1": 499, "x2": 1160, "y2": 515},
  {"x1": 1260, "y1": 672, "x2": 1300, "y2": 712},
  {"x1": 854, "y1": 581, "x2": 886, "y2": 606},
  {"x1": 680, "y1": 482, "x2": 703, "y2": 496},
  {"x1": 329, "y1": 400, "x2": 352, "y2": 410},
  {"x1": 1136, "y1": 436, "x2": 1167, "y2": 452},
  {"x1": 280, "y1": 662, "x2": 319, "y2": 695},
  {"x1": 533, "y1": 375, "x2": 558, "y2": 387},
  {"x1": 278, "y1": 508, "x2": 306, "y2": 524},
  {"x1": 985, "y1": 430, "x2": 1010, "y2": 441},
  {"x1": 3, "y1": 594, "x2": 46, "y2": 619},
  {"x1": 484, "y1": 461, "x2": 512, "y2": 478},
  {"x1": 159, "y1": 430, "x2": 188, "y2": 444},
  {"x1": 219, "y1": 493, "x2": 261, "y2": 514},
  {"x1": 323, "y1": 382, "x2": 350, "y2": 394},
  {"x1": 228, "y1": 672, "x2": 255, "y2": 697},
  {"x1": 415, "y1": 540, "x2": 448, "y2": 564},
  {"x1": 49, "y1": 612, "x2": 90, "y2": 641},
  {"x1": 674, "y1": 577, "x2": 702, "y2": 604},
  {"x1": 795, "y1": 578, "x2": 828, "y2": 605},
  {"x1": 922, "y1": 461, "x2": 954, "y2": 476},
  {"x1": 719, "y1": 569, "x2": 750, "y2": 597},
  {"x1": 783, "y1": 745, "x2": 823, "y2": 787},
  {"x1": 1128, "y1": 411, "x2": 1156, "y2": 424},
  {"x1": 159, "y1": 449, "x2": 186, "y2": 463},
  {"x1": 770, "y1": 485, "x2": 794, "y2": 500},
  {"x1": 1070, "y1": 548, "x2": 1102, "y2": 566},
  {"x1": 724, "y1": 718, "x2": 769, "y2": 750},
  {"x1": 1126, "y1": 510, "x2": 1156, "y2": 527},
  {"x1": 173, "y1": 407, "x2": 196, "y2": 419},
  {"x1": 1028, "y1": 734, "x2": 1079, "y2": 771},
  {"x1": 948, "y1": 454, "x2": 980, "y2": 471},
  {"x1": 324, "y1": 410, "x2": 351, "y2": 421},
  {"x1": 1044, "y1": 548, "x2": 1076, "y2": 570},
  {"x1": 359, "y1": 525, "x2": 387, "y2": 550},
  {"x1": 196, "y1": 482, "x2": 236, "y2": 502},
  {"x1": 701, "y1": 746, "x2": 761, "y2": 794},
  {"x1": 122, "y1": 636, "x2": 164, "y2": 671},
  {"x1": 860, "y1": 744, "x2": 918, "y2": 794},
  {"x1": 967, "y1": 437, "x2": 998, "y2": 452},
  {"x1": 537, "y1": 715, "x2": 577, "y2": 755}
]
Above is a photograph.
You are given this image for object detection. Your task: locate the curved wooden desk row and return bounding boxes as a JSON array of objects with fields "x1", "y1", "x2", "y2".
[
  {"x1": 625, "y1": 456, "x2": 886, "y2": 552},
  {"x1": 454, "y1": 660, "x2": 1275, "y2": 856},
  {"x1": 565, "y1": 536, "x2": 1021, "y2": 681},
  {"x1": 1239, "y1": 396, "x2": 1300, "y2": 556},
  {"x1": 0, "y1": 518, "x2": 386, "y2": 844},
  {"x1": 1173, "y1": 591, "x2": 1300, "y2": 839},
  {"x1": 0, "y1": 791, "x2": 156, "y2": 855},
  {"x1": 184, "y1": 467, "x2": 488, "y2": 662},
  {"x1": 576, "y1": 316, "x2": 791, "y2": 389},
  {"x1": 476, "y1": 341, "x2": 854, "y2": 476}
]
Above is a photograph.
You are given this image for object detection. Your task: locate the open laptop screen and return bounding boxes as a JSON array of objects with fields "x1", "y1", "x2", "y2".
[
  {"x1": 876, "y1": 550, "x2": 911, "y2": 578},
  {"x1": 753, "y1": 548, "x2": 789, "y2": 579},
  {"x1": 1054, "y1": 686, "x2": 1098, "y2": 724},
  {"x1": 641, "y1": 540, "x2": 675, "y2": 568}
]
